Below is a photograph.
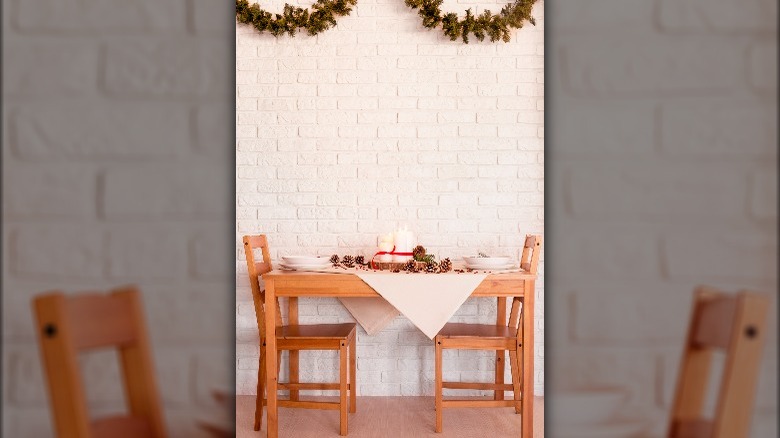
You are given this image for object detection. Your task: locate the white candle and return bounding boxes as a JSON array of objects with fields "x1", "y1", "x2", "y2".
[
  {"x1": 378, "y1": 241, "x2": 393, "y2": 262},
  {"x1": 393, "y1": 226, "x2": 415, "y2": 263}
]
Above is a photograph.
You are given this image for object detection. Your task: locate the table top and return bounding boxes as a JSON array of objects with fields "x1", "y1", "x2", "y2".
[{"x1": 262, "y1": 269, "x2": 534, "y2": 298}]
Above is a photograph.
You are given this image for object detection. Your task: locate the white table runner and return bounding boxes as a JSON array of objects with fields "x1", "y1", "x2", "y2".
[
  {"x1": 351, "y1": 271, "x2": 488, "y2": 339},
  {"x1": 338, "y1": 297, "x2": 399, "y2": 336}
]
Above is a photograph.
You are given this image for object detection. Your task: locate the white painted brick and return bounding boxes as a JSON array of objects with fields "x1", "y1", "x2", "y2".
[
  {"x1": 14, "y1": 0, "x2": 186, "y2": 32},
  {"x1": 661, "y1": 103, "x2": 776, "y2": 157},
  {"x1": 104, "y1": 40, "x2": 229, "y2": 97},
  {"x1": 338, "y1": 97, "x2": 379, "y2": 110},
  {"x1": 562, "y1": 38, "x2": 742, "y2": 94},
  {"x1": 436, "y1": 165, "x2": 477, "y2": 179},
  {"x1": 658, "y1": 0, "x2": 776, "y2": 32},
  {"x1": 5, "y1": 165, "x2": 95, "y2": 219},
  {"x1": 107, "y1": 228, "x2": 185, "y2": 280},
  {"x1": 357, "y1": 111, "x2": 397, "y2": 124},
  {"x1": 748, "y1": 42, "x2": 777, "y2": 94},
  {"x1": 4, "y1": 44, "x2": 96, "y2": 97},
  {"x1": 378, "y1": 125, "x2": 417, "y2": 138},
  {"x1": 418, "y1": 71, "x2": 457, "y2": 83},
  {"x1": 750, "y1": 169, "x2": 778, "y2": 220},
  {"x1": 12, "y1": 227, "x2": 104, "y2": 279},
  {"x1": 103, "y1": 163, "x2": 228, "y2": 220},
  {"x1": 418, "y1": 97, "x2": 457, "y2": 110},
  {"x1": 554, "y1": 102, "x2": 654, "y2": 157},
  {"x1": 399, "y1": 84, "x2": 437, "y2": 97},
  {"x1": 567, "y1": 164, "x2": 748, "y2": 221},
  {"x1": 11, "y1": 104, "x2": 187, "y2": 160},
  {"x1": 663, "y1": 232, "x2": 776, "y2": 281}
]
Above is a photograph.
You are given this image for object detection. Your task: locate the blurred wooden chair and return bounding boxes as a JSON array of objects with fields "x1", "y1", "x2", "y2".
[
  {"x1": 434, "y1": 234, "x2": 541, "y2": 433},
  {"x1": 32, "y1": 285, "x2": 167, "y2": 438},
  {"x1": 244, "y1": 235, "x2": 357, "y2": 436},
  {"x1": 667, "y1": 286, "x2": 769, "y2": 438}
]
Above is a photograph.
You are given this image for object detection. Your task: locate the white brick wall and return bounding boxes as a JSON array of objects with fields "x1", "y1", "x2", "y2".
[
  {"x1": 2, "y1": 0, "x2": 234, "y2": 436},
  {"x1": 549, "y1": 0, "x2": 777, "y2": 436},
  {"x1": 235, "y1": 0, "x2": 546, "y2": 397}
]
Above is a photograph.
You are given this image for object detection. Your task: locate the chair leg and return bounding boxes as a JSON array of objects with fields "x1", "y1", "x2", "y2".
[
  {"x1": 340, "y1": 341, "x2": 349, "y2": 436},
  {"x1": 349, "y1": 337, "x2": 357, "y2": 413},
  {"x1": 290, "y1": 350, "x2": 299, "y2": 401},
  {"x1": 509, "y1": 348, "x2": 522, "y2": 414},
  {"x1": 435, "y1": 337, "x2": 443, "y2": 433},
  {"x1": 255, "y1": 348, "x2": 266, "y2": 431}
]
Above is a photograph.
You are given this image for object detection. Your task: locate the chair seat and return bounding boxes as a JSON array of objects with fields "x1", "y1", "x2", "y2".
[
  {"x1": 438, "y1": 323, "x2": 517, "y2": 339},
  {"x1": 278, "y1": 323, "x2": 356, "y2": 340}
]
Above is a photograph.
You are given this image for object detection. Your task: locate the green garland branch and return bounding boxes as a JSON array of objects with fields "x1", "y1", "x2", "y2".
[
  {"x1": 236, "y1": 0, "x2": 357, "y2": 37},
  {"x1": 405, "y1": 0, "x2": 537, "y2": 43}
]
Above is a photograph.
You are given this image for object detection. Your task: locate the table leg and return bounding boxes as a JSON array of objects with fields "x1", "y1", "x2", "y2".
[
  {"x1": 495, "y1": 297, "x2": 507, "y2": 401},
  {"x1": 521, "y1": 280, "x2": 534, "y2": 438},
  {"x1": 288, "y1": 297, "x2": 299, "y2": 402},
  {"x1": 265, "y1": 280, "x2": 279, "y2": 438}
]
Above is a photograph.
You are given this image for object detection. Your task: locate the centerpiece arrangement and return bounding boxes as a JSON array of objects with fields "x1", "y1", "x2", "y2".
[{"x1": 331, "y1": 244, "x2": 453, "y2": 274}]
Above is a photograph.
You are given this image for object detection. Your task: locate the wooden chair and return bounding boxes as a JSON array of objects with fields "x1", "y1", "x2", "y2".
[
  {"x1": 434, "y1": 234, "x2": 542, "y2": 433},
  {"x1": 244, "y1": 235, "x2": 357, "y2": 436},
  {"x1": 667, "y1": 286, "x2": 769, "y2": 438},
  {"x1": 32, "y1": 285, "x2": 167, "y2": 438}
]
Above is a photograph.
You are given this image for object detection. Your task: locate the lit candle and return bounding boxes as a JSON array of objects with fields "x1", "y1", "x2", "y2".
[{"x1": 378, "y1": 233, "x2": 394, "y2": 262}]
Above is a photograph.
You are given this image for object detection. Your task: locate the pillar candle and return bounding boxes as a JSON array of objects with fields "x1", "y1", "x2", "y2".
[{"x1": 393, "y1": 226, "x2": 415, "y2": 263}]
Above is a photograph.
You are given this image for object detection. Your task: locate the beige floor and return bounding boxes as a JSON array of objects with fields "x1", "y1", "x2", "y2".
[{"x1": 236, "y1": 395, "x2": 544, "y2": 437}]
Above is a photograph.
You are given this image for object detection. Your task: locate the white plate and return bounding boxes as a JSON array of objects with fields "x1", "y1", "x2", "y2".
[
  {"x1": 555, "y1": 419, "x2": 646, "y2": 438},
  {"x1": 464, "y1": 264, "x2": 517, "y2": 271},
  {"x1": 281, "y1": 255, "x2": 330, "y2": 265},
  {"x1": 279, "y1": 263, "x2": 331, "y2": 272},
  {"x1": 462, "y1": 256, "x2": 512, "y2": 267}
]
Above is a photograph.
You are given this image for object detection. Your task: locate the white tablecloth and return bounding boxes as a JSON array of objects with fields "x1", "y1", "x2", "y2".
[{"x1": 341, "y1": 271, "x2": 489, "y2": 339}]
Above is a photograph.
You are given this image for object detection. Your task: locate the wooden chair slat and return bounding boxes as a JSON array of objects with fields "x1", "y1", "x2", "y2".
[
  {"x1": 692, "y1": 296, "x2": 735, "y2": 349},
  {"x1": 668, "y1": 287, "x2": 769, "y2": 438},
  {"x1": 66, "y1": 293, "x2": 137, "y2": 350}
]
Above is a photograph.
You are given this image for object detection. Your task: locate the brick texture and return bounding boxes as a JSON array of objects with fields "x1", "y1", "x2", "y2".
[
  {"x1": 2, "y1": 0, "x2": 233, "y2": 436},
  {"x1": 551, "y1": 0, "x2": 777, "y2": 436},
  {"x1": 235, "y1": 0, "x2": 546, "y2": 398}
]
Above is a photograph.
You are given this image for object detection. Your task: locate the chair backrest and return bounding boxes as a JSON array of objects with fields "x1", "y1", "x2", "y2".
[
  {"x1": 242, "y1": 235, "x2": 282, "y2": 338},
  {"x1": 507, "y1": 234, "x2": 543, "y2": 333},
  {"x1": 32, "y1": 285, "x2": 167, "y2": 438},
  {"x1": 519, "y1": 234, "x2": 542, "y2": 274},
  {"x1": 667, "y1": 286, "x2": 769, "y2": 438}
]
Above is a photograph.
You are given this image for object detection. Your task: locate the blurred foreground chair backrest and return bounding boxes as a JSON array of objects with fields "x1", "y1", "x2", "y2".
[
  {"x1": 668, "y1": 286, "x2": 769, "y2": 438},
  {"x1": 32, "y1": 285, "x2": 167, "y2": 438}
]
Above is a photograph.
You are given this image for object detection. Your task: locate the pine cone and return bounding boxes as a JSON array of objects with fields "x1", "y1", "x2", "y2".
[
  {"x1": 330, "y1": 254, "x2": 340, "y2": 265},
  {"x1": 425, "y1": 260, "x2": 439, "y2": 273},
  {"x1": 355, "y1": 255, "x2": 365, "y2": 266},
  {"x1": 439, "y1": 258, "x2": 452, "y2": 273},
  {"x1": 412, "y1": 245, "x2": 426, "y2": 261},
  {"x1": 403, "y1": 259, "x2": 417, "y2": 272},
  {"x1": 342, "y1": 255, "x2": 355, "y2": 268}
]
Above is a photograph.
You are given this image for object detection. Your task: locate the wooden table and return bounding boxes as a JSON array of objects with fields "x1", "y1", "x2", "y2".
[{"x1": 261, "y1": 270, "x2": 536, "y2": 438}]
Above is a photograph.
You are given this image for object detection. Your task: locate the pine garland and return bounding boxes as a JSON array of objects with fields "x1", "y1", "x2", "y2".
[
  {"x1": 236, "y1": 0, "x2": 357, "y2": 37},
  {"x1": 405, "y1": 0, "x2": 537, "y2": 43}
]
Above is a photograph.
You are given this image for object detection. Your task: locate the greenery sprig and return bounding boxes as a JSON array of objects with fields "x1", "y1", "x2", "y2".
[
  {"x1": 236, "y1": 0, "x2": 357, "y2": 37},
  {"x1": 404, "y1": 0, "x2": 537, "y2": 43}
]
